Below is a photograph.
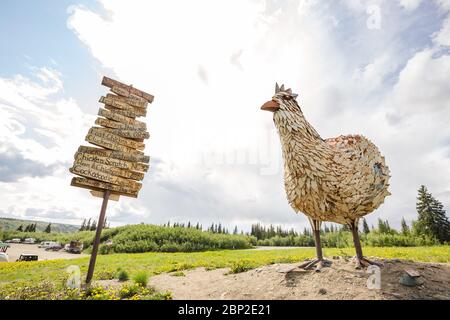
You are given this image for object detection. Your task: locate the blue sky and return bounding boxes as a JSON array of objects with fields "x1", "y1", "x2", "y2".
[
  {"x1": 0, "y1": 0, "x2": 449, "y2": 231},
  {"x1": 0, "y1": 0, "x2": 105, "y2": 108}
]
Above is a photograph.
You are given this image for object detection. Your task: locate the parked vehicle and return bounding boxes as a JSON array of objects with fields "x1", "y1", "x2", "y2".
[
  {"x1": 6, "y1": 238, "x2": 21, "y2": 244},
  {"x1": 23, "y1": 238, "x2": 36, "y2": 244},
  {"x1": 16, "y1": 254, "x2": 38, "y2": 262},
  {"x1": 38, "y1": 241, "x2": 54, "y2": 248},
  {"x1": 45, "y1": 243, "x2": 63, "y2": 251},
  {"x1": 64, "y1": 240, "x2": 83, "y2": 254}
]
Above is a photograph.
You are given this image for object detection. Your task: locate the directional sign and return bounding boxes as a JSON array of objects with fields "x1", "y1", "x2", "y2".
[
  {"x1": 105, "y1": 93, "x2": 148, "y2": 109},
  {"x1": 98, "y1": 108, "x2": 146, "y2": 130},
  {"x1": 77, "y1": 146, "x2": 149, "y2": 163},
  {"x1": 71, "y1": 177, "x2": 139, "y2": 198},
  {"x1": 102, "y1": 76, "x2": 154, "y2": 102},
  {"x1": 70, "y1": 76, "x2": 154, "y2": 285}
]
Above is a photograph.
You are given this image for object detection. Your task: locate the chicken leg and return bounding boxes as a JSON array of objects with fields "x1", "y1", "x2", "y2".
[
  {"x1": 299, "y1": 219, "x2": 331, "y2": 272},
  {"x1": 349, "y1": 219, "x2": 382, "y2": 269}
]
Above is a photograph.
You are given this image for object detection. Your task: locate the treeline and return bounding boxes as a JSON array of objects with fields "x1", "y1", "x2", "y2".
[
  {"x1": 251, "y1": 185, "x2": 449, "y2": 247},
  {"x1": 79, "y1": 218, "x2": 110, "y2": 231},
  {"x1": 1, "y1": 224, "x2": 254, "y2": 254},
  {"x1": 16, "y1": 223, "x2": 52, "y2": 233}
]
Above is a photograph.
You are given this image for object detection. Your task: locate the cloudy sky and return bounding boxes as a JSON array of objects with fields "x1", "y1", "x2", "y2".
[{"x1": 0, "y1": 0, "x2": 449, "y2": 232}]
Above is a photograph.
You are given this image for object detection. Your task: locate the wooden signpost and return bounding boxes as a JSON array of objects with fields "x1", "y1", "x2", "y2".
[{"x1": 69, "y1": 76, "x2": 153, "y2": 285}]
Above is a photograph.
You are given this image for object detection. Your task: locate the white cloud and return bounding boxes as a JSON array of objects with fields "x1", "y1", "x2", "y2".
[
  {"x1": 2, "y1": 0, "x2": 450, "y2": 232},
  {"x1": 399, "y1": 0, "x2": 423, "y2": 11},
  {"x1": 62, "y1": 0, "x2": 450, "y2": 230}
]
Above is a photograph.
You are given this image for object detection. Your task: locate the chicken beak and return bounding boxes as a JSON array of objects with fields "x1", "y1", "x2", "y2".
[{"x1": 261, "y1": 100, "x2": 279, "y2": 112}]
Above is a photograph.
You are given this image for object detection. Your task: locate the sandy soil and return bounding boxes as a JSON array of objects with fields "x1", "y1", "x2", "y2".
[
  {"x1": 149, "y1": 257, "x2": 450, "y2": 300},
  {"x1": 4, "y1": 244, "x2": 88, "y2": 262}
]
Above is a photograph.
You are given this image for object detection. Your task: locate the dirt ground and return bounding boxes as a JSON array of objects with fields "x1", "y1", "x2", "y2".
[
  {"x1": 149, "y1": 257, "x2": 450, "y2": 300},
  {"x1": 4, "y1": 244, "x2": 88, "y2": 262}
]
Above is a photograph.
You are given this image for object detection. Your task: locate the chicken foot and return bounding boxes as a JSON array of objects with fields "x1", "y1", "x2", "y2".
[
  {"x1": 350, "y1": 220, "x2": 383, "y2": 269},
  {"x1": 299, "y1": 220, "x2": 332, "y2": 272}
]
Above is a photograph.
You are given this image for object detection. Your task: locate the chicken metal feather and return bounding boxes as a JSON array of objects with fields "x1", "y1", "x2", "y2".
[{"x1": 261, "y1": 83, "x2": 391, "y2": 270}]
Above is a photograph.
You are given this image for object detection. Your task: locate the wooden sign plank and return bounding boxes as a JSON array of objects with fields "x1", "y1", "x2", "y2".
[
  {"x1": 106, "y1": 93, "x2": 148, "y2": 110},
  {"x1": 85, "y1": 132, "x2": 144, "y2": 156},
  {"x1": 104, "y1": 105, "x2": 137, "y2": 119},
  {"x1": 70, "y1": 164, "x2": 142, "y2": 190},
  {"x1": 71, "y1": 177, "x2": 138, "y2": 198},
  {"x1": 75, "y1": 151, "x2": 149, "y2": 172},
  {"x1": 98, "y1": 108, "x2": 146, "y2": 130},
  {"x1": 99, "y1": 96, "x2": 135, "y2": 111},
  {"x1": 102, "y1": 76, "x2": 154, "y2": 103},
  {"x1": 101, "y1": 128, "x2": 150, "y2": 140},
  {"x1": 112, "y1": 88, "x2": 149, "y2": 108},
  {"x1": 74, "y1": 158, "x2": 145, "y2": 181},
  {"x1": 78, "y1": 146, "x2": 150, "y2": 163},
  {"x1": 89, "y1": 127, "x2": 145, "y2": 150},
  {"x1": 95, "y1": 117, "x2": 148, "y2": 132}
]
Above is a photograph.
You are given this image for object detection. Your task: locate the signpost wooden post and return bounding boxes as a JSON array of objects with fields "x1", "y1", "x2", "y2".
[{"x1": 69, "y1": 76, "x2": 154, "y2": 285}]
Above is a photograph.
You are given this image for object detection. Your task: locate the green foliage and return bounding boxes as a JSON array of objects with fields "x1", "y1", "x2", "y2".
[
  {"x1": 255, "y1": 230, "x2": 439, "y2": 248},
  {"x1": 94, "y1": 268, "x2": 116, "y2": 280},
  {"x1": 414, "y1": 185, "x2": 450, "y2": 243},
  {"x1": 0, "y1": 247, "x2": 448, "y2": 287},
  {"x1": 362, "y1": 218, "x2": 371, "y2": 234},
  {"x1": 117, "y1": 270, "x2": 129, "y2": 282},
  {"x1": 133, "y1": 271, "x2": 149, "y2": 287},
  {"x1": 228, "y1": 260, "x2": 254, "y2": 274},
  {"x1": 1, "y1": 224, "x2": 254, "y2": 254},
  {"x1": 401, "y1": 217, "x2": 410, "y2": 235},
  {"x1": 106, "y1": 224, "x2": 253, "y2": 254},
  {"x1": 118, "y1": 283, "x2": 140, "y2": 299},
  {"x1": 0, "y1": 279, "x2": 171, "y2": 300}
]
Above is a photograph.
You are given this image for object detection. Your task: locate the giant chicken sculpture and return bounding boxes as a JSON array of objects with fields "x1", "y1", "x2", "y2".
[{"x1": 261, "y1": 84, "x2": 391, "y2": 270}]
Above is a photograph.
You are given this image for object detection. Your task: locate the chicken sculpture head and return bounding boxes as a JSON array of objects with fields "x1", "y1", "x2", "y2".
[{"x1": 261, "y1": 83, "x2": 391, "y2": 270}]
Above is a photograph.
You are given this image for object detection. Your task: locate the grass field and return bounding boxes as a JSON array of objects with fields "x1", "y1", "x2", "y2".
[{"x1": 1, "y1": 246, "x2": 448, "y2": 285}]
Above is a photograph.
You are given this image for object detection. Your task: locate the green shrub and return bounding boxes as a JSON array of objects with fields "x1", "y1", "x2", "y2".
[
  {"x1": 133, "y1": 271, "x2": 149, "y2": 287},
  {"x1": 117, "y1": 270, "x2": 129, "y2": 282},
  {"x1": 228, "y1": 260, "x2": 254, "y2": 274},
  {"x1": 94, "y1": 269, "x2": 116, "y2": 280},
  {"x1": 118, "y1": 283, "x2": 140, "y2": 299}
]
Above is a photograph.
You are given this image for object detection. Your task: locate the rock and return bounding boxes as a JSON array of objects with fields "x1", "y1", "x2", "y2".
[
  {"x1": 318, "y1": 288, "x2": 327, "y2": 295},
  {"x1": 404, "y1": 269, "x2": 420, "y2": 278},
  {"x1": 399, "y1": 274, "x2": 424, "y2": 287}
]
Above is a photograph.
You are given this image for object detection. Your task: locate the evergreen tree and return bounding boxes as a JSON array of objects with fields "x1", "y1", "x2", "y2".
[
  {"x1": 17, "y1": 225, "x2": 23, "y2": 232},
  {"x1": 401, "y1": 217, "x2": 410, "y2": 235},
  {"x1": 414, "y1": 185, "x2": 450, "y2": 243},
  {"x1": 362, "y1": 218, "x2": 370, "y2": 234},
  {"x1": 86, "y1": 218, "x2": 91, "y2": 231},
  {"x1": 79, "y1": 219, "x2": 86, "y2": 231},
  {"x1": 44, "y1": 223, "x2": 51, "y2": 233},
  {"x1": 103, "y1": 217, "x2": 108, "y2": 229},
  {"x1": 377, "y1": 218, "x2": 391, "y2": 234},
  {"x1": 90, "y1": 220, "x2": 97, "y2": 231}
]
